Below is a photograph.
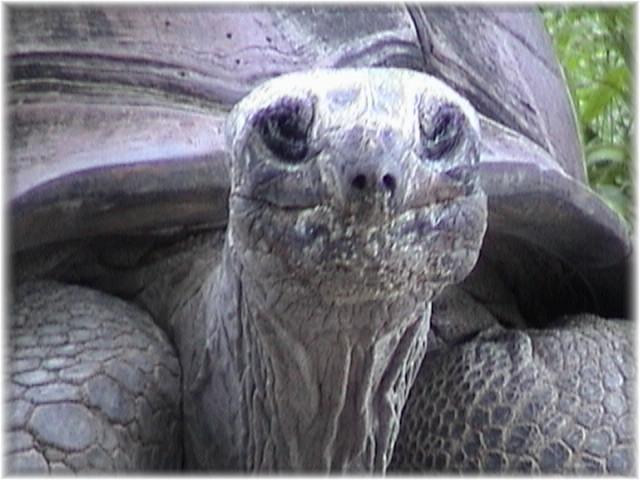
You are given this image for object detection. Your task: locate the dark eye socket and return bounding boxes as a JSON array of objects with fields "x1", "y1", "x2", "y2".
[
  {"x1": 255, "y1": 97, "x2": 314, "y2": 164},
  {"x1": 420, "y1": 103, "x2": 464, "y2": 160}
]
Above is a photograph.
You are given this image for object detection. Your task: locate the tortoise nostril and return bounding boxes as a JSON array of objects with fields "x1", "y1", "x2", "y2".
[
  {"x1": 351, "y1": 174, "x2": 367, "y2": 190},
  {"x1": 382, "y1": 174, "x2": 397, "y2": 193},
  {"x1": 351, "y1": 173, "x2": 397, "y2": 194}
]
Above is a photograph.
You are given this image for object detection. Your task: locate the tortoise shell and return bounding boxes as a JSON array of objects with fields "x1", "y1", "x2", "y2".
[{"x1": 8, "y1": 6, "x2": 630, "y2": 319}]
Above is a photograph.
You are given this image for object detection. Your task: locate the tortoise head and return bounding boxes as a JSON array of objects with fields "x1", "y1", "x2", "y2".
[{"x1": 225, "y1": 68, "x2": 487, "y2": 304}]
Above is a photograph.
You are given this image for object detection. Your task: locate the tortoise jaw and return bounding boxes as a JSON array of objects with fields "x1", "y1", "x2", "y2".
[{"x1": 228, "y1": 187, "x2": 487, "y2": 304}]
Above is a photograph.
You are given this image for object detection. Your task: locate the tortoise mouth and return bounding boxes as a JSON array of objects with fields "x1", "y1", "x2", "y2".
[
  {"x1": 231, "y1": 188, "x2": 484, "y2": 241},
  {"x1": 229, "y1": 188, "x2": 487, "y2": 301}
]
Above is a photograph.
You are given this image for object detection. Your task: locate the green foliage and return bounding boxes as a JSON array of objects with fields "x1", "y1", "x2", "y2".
[{"x1": 542, "y1": 6, "x2": 633, "y2": 228}]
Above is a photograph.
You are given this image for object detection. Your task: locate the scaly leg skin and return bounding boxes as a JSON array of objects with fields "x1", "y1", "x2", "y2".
[
  {"x1": 390, "y1": 315, "x2": 634, "y2": 474},
  {"x1": 7, "y1": 281, "x2": 182, "y2": 473}
]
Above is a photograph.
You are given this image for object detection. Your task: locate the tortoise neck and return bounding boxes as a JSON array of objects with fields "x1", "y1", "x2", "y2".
[{"x1": 229, "y1": 249, "x2": 432, "y2": 472}]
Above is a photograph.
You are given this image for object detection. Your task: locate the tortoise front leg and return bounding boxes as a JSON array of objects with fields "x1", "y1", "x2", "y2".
[
  {"x1": 390, "y1": 315, "x2": 634, "y2": 474},
  {"x1": 7, "y1": 281, "x2": 182, "y2": 472}
]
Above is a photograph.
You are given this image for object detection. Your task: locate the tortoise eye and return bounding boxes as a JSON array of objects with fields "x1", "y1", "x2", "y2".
[
  {"x1": 420, "y1": 102, "x2": 464, "y2": 160},
  {"x1": 255, "y1": 97, "x2": 314, "y2": 164}
]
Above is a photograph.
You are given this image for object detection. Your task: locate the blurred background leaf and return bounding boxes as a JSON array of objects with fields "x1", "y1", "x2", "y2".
[{"x1": 542, "y1": 6, "x2": 634, "y2": 229}]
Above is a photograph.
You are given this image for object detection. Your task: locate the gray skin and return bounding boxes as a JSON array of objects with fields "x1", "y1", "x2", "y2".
[
  {"x1": 187, "y1": 69, "x2": 487, "y2": 470},
  {"x1": 8, "y1": 69, "x2": 488, "y2": 472}
]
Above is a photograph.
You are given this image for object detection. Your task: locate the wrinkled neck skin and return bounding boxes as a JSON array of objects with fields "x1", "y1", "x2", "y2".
[{"x1": 184, "y1": 237, "x2": 432, "y2": 472}]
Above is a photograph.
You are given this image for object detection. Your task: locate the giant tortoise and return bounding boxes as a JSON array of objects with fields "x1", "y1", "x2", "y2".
[{"x1": 6, "y1": 5, "x2": 633, "y2": 474}]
